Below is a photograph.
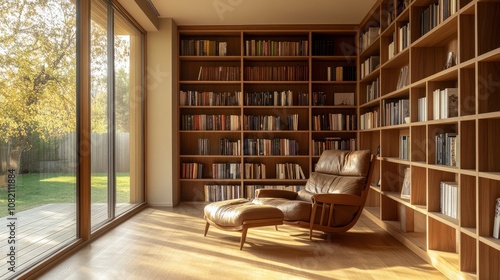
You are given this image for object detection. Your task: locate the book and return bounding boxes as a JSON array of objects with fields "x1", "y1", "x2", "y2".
[
  {"x1": 494, "y1": 198, "x2": 500, "y2": 239},
  {"x1": 401, "y1": 168, "x2": 411, "y2": 199}
]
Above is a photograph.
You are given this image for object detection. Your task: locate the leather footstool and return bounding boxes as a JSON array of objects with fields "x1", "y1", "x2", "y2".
[{"x1": 204, "y1": 198, "x2": 284, "y2": 250}]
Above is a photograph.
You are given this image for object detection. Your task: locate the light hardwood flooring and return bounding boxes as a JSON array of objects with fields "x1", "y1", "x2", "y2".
[{"x1": 39, "y1": 204, "x2": 447, "y2": 280}]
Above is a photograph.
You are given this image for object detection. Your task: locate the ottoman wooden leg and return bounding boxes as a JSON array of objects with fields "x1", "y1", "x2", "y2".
[
  {"x1": 204, "y1": 221, "x2": 210, "y2": 236},
  {"x1": 240, "y1": 227, "x2": 248, "y2": 250}
]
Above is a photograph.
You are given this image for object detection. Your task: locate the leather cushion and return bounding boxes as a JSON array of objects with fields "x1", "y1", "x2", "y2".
[
  {"x1": 204, "y1": 198, "x2": 284, "y2": 227},
  {"x1": 252, "y1": 197, "x2": 311, "y2": 222},
  {"x1": 315, "y1": 149, "x2": 371, "y2": 177},
  {"x1": 304, "y1": 172, "x2": 366, "y2": 196}
]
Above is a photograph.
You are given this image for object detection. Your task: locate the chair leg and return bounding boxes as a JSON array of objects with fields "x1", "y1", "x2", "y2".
[
  {"x1": 275, "y1": 225, "x2": 279, "y2": 231},
  {"x1": 240, "y1": 227, "x2": 248, "y2": 250},
  {"x1": 204, "y1": 222, "x2": 210, "y2": 236}
]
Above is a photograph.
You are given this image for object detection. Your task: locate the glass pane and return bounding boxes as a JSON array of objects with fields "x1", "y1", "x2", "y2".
[
  {"x1": 114, "y1": 10, "x2": 144, "y2": 215},
  {"x1": 90, "y1": 0, "x2": 110, "y2": 228},
  {"x1": 0, "y1": 0, "x2": 77, "y2": 278}
]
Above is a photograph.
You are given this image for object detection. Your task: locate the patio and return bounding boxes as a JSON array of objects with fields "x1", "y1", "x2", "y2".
[{"x1": 0, "y1": 203, "x2": 131, "y2": 279}]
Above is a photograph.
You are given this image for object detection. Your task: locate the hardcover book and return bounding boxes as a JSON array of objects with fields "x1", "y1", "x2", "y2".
[{"x1": 494, "y1": 198, "x2": 500, "y2": 239}]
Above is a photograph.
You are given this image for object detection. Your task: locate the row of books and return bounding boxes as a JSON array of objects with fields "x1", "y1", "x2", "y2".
[
  {"x1": 386, "y1": 0, "x2": 410, "y2": 26},
  {"x1": 312, "y1": 138, "x2": 356, "y2": 156},
  {"x1": 440, "y1": 181, "x2": 458, "y2": 219},
  {"x1": 181, "y1": 163, "x2": 204, "y2": 179},
  {"x1": 276, "y1": 163, "x2": 306, "y2": 179},
  {"x1": 204, "y1": 185, "x2": 242, "y2": 202},
  {"x1": 243, "y1": 114, "x2": 299, "y2": 131},
  {"x1": 312, "y1": 40, "x2": 337, "y2": 56},
  {"x1": 197, "y1": 66, "x2": 240, "y2": 81},
  {"x1": 420, "y1": 0, "x2": 458, "y2": 36},
  {"x1": 312, "y1": 114, "x2": 357, "y2": 131},
  {"x1": 244, "y1": 90, "x2": 306, "y2": 106},
  {"x1": 244, "y1": 163, "x2": 266, "y2": 179},
  {"x1": 244, "y1": 39, "x2": 309, "y2": 56},
  {"x1": 433, "y1": 88, "x2": 458, "y2": 120},
  {"x1": 396, "y1": 65, "x2": 410, "y2": 89},
  {"x1": 382, "y1": 98, "x2": 409, "y2": 126},
  {"x1": 243, "y1": 138, "x2": 299, "y2": 156},
  {"x1": 494, "y1": 198, "x2": 500, "y2": 239},
  {"x1": 180, "y1": 40, "x2": 227, "y2": 56},
  {"x1": 435, "y1": 132, "x2": 459, "y2": 167},
  {"x1": 360, "y1": 108, "x2": 380, "y2": 130},
  {"x1": 179, "y1": 91, "x2": 242, "y2": 106},
  {"x1": 400, "y1": 135, "x2": 410, "y2": 160},
  {"x1": 398, "y1": 22, "x2": 410, "y2": 52},
  {"x1": 360, "y1": 56, "x2": 380, "y2": 79},
  {"x1": 365, "y1": 77, "x2": 380, "y2": 103},
  {"x1": 327, "y1": 66, "x2": 357, "y2": 81},
  {"x1": 244, "y1": 65, "x2": 309, "y2": 81},
  {"x1": 359, "y1": 27, "x2": 379, "y2": 53},
  {"x1": 212, "y1": 163, "x2": 241, "y2": 179},
  {"x1": 246, "y1": 185, "x2": 305, "y2": 199},
  {"x1": 203, "y1": 184, "x2": 309, "y2": 202},
  {"x1": 197, "y1": 138, "x2": 242, "y2": 156},
  {"x1": 181, "y1": 114, "x2": 241, "y2": 131},
  {"x1": 313, "y1": 92, "x2": 355, "y2": 106},
  {"x1": 417, "y1": 96, "x2": 428, "y2": 121}
]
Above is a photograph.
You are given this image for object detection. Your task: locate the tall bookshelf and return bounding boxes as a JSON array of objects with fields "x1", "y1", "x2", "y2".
[
  {"x1": 177, "y1": 26, "x2": 358, "y2": 203},
  {"x1": 358, "y1": 0, "x2": 500, "y2": 279}
]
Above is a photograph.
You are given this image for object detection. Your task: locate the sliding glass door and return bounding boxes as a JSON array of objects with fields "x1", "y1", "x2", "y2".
[{"x1": 90, "y1": 0, "x2": 144, "y2": 229}]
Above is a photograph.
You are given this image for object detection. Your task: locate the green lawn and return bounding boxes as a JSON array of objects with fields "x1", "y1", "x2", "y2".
[{"x1": 0, "y1": 173, "x2": 131, "y2": 217}]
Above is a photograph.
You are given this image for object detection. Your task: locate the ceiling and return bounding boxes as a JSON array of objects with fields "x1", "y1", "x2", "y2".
[{"x1": 149, "y1": 0, "x2": 378, "y2": 26}]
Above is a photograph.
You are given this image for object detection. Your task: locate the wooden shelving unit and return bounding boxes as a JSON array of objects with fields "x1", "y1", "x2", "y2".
[
  {"x1": 358, "y1": 0, "x2": 500, "y2": 279},
  {"x1": 177, "y1": 26, "x2": 359, "y2": 203}
]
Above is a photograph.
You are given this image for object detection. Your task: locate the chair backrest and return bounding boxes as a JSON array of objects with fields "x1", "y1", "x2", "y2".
[{"x1": 303, "y1": 150, "x2": 372, "y2": 196}]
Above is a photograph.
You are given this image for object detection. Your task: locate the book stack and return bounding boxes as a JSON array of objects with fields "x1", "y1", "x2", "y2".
[
  {"x1": 327, "y1": 66, "x2": 357, "y2": 81},
  {"x1": 181, "y1": 114, "x2": 241, "y2": 131},
  {"x1": 197, "y1": 66, "x2": 240, "y2": 81},
  {"x1": 244, "y1": 163, "x2": 266, "y2": 179},
  {"x1": 244, "y1": 65, "x2": 309, "y2": 81},
  {"x1": 360, "y1": 56, "x2": 380, "y2": 79},
  {"x1": 180, "y1": 40, "x2": 227, "y2": 56},
  {"x1": 382, "y1": 98, "x2": 409, "y2": 126},
  {"x1": 181, "y1": 163, "x2": 204, "y2": 179},
  {"x1": 366, "y1": 77, "x2": 380, "y2": 103},
  {"x1": 244, "y1": 90, "x2": 300, "y2": 106},
  {"x1": 440, "y1": 181, "x2": 459, "y2": 219},
  {"x1": 360, "y1": 108, "x2": 380, "y2": 130},
  {"x1": 312, "y1": 113, "x2": 357, "y2": 131},
  {"x1": 245, "y1": 185, "x2": 305, "y2": 199},
  {"x1": 435, "y1": 132, "x2": 459, "y2": 167},
  {"x1": 418, "y1": 96, "x2": 427, "y2": 121},
  {"x1": 398, "y1": 22, "x2": 410, "y2": 52},
  {"x1": 219, "y1": 138, "x2": 241, "y2": 156},
  {"x1": 244, "y1": 39, "x2": 308, "y2": 56},
  {"x1": 432, "y1": 88, "x2": 458, "y2": 120},
  {"x1": 359, "y1": 27, "x2": 380, "y2": 53},
  {"x1": 420, "y1": 0, "x2": 458, "y2": 36},
  {"x1": 180, "y1": 90, "x2": 242, "y2": 106},
  {"x1": 212, "y1": 163, "x2": 241, "y2": 179},
  {"x1": 198, "y1": 138, "x2": 209, "y2": 155},
  {"x1": 400, "y1": 135, "x2": 410, "y2": 160},
  {"x1": 276, "y1": 163, "x2": 306, "y2": 179},
  {"x1": 396, "y1": 65, "x2": 410, "y2": 89},
  {"x1": 243, "y1": 138, "x2": 299, "y2": 156},
  {"x1": 312, "y1": 138, "x2": 356, "y2": 155},
  {"x1": 312, "y1": 92, "x2": 327, "y2": 106},
  {"x1": 204, "y1": 185, "x2": 242, "y2": 202},
  {"x1": 388, "y1": 31, "x2": 396, "y2": 60}
]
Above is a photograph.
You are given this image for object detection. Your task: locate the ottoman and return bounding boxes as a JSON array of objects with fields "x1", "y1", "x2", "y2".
[{"x1": 204, "y1": 198, "x2": 284, "y2": 250}]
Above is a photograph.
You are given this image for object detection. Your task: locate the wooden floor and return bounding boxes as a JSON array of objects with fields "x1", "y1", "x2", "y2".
[
  {"x1": 0, "y1": 203, "x2": 133, "y2": 280},
  {"x1": 38, "y1": 204, "x2": 447, "y2": 280}
]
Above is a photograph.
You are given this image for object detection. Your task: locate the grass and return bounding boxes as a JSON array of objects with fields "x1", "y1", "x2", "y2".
[{"x1": 0, "y1": 173, "x2": 131, "y2": 217}]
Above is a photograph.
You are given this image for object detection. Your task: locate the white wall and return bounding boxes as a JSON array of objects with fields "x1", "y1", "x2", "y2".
[{"x1": 146, "y1": 18, "x2": 178, "y2": 207}]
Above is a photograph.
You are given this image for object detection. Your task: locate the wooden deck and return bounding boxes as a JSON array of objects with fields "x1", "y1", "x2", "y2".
[{"x1": 0, "y1": 203, "x2": 132, "y2": 279}]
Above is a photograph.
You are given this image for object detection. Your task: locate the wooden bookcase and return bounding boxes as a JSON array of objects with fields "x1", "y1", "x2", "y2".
[
  {"x1": 358, "y1": 0, "x2": 500, "y2": 279},
  {"x1": 177, "y1": 26, "x2": 358, "y2": 203}
]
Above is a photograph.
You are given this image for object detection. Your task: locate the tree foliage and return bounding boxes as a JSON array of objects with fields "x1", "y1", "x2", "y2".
[{"x1": 0, "y1": 0, "x2": 77, "y2": 150}]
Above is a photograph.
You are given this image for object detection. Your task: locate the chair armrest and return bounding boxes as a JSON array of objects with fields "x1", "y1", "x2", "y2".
[
  {"x1": 255, "y1": 189, "x2": 298, "y2": 200},
  {"x1": 311, "y1": 193, "x2": 362, "y2": 206}
]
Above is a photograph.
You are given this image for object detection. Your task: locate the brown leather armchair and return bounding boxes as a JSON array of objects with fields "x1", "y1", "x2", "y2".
[{"x1": 253, "y1": 149, "x2": 374, "y2": 239}]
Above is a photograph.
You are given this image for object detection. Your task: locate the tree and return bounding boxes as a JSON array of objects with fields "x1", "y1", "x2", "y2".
[{"x1": 0, "y1": 0, "x2": 77, "y2": 182}]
